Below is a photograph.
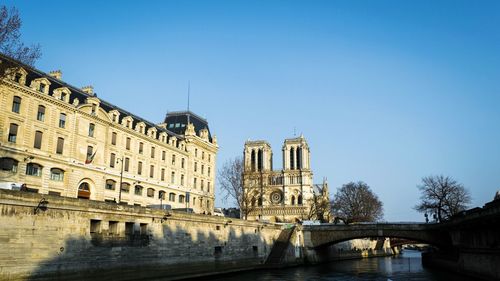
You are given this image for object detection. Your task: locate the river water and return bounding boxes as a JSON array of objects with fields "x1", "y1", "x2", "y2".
[{"x1": 203, "y1": 250, "x2": 474, "y2": 281}]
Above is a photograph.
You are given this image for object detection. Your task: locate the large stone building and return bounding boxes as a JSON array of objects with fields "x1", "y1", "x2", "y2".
[
  {"x1": 243, "y1": 135, "x2": 330, "y2": 223},
  {"x1": 0, "y1": 55, "x2": 217, "y2": 214}
]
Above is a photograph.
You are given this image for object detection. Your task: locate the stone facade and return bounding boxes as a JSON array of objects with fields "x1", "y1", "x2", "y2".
[
  {"x1": 243, "y1": 136, "x2": 330, "y2": 223},
  {"x1": 0, "y1": 55, "x2": 217, "y2": 214},
  {"x1": 0, "y1": 189, "x2": 282, "y2": 280}
]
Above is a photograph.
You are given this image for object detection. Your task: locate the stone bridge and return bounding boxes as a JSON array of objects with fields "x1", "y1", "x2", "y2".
[{"x1": 302, "y1": 223, "x2": 451, "y2": 249}]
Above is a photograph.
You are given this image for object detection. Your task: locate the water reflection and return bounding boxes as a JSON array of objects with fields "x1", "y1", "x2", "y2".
[{"x1": 203, "y1": 250, "x2": 473, "y2": 281}]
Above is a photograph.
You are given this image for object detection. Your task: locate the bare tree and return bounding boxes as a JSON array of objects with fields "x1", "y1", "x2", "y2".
[
  {"x1": 415, "y1": 175, "x2": 471, "y2": 222},
  {"x1": 217, "y1": 157, "x2": 258, "y2": 220},
  {"x1": 306, "y1": 185, "x2": 331, "y2": 222},
  {"x1": 331, "y1": 181, "x2": 384, "y2": 224},
  {"x1": 0, "y1": 5, "x2": 41, "y2": 77}
]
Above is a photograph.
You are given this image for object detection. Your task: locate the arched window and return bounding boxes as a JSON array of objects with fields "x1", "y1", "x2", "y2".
[
  {"x1": 298, "y1": 195, "x2": 303, "y2": 205},
  {"x1": 0, "y1": 157, "x2": 18, "y2": 173},
  {"x1": 134, "y1": 185, "x2": 143, "y2": 195},
  {"x1": 179, "y1": 195, "x2": 185, "y2": 203},
  {"x1": 169, "y1": 192, "x2": 176, "y2": 202},
  {"x1": 105, "y1": 179, "x2": 116, "y2": 190},
  {"x1": 121, "y1": 182, "x2": 130, "y2": 193},
  {"x1": 296, "y1": 147, "x2": 302, "y2": 170},
  {"x1": 291, "y1": 195, "x2": 296, "y2": 205},
  {"x1": 258, "y1": 197, "x2": 262, "y2": 206},
  {"x1": 250, "y1": 150, "x2": 256, "y2": 172},
  {"x1": 290, "y1": 147, "x2": 295, "y2": 170},
  {"x1": 257, "y1": 149, "x2": 263, "y2": 171},
  {"x1": 50, "y1": 168, "x2": 64, "y2": 181},
  {"x1": 26, "y1": 163, "x2": 42, "y2": 176},
  {"x1": 78, "y1": 182, "x2": 90, "y2": 199},
  {"x1": 147, "y1": 188, "x2": 155, "y2": 198}
]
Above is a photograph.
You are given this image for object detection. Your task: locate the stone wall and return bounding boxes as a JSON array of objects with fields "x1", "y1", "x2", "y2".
[{"x1": 0, "y1": 190, "x2": 282, "y2": 280}]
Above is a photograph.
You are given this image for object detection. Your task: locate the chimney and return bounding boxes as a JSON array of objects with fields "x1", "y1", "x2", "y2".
[
  {"x1": 81, "y1": 85, "x2": 94, "y2": 96},
  {"x1": 49, "y1": 70, "x2": 62, "y2": 80}
]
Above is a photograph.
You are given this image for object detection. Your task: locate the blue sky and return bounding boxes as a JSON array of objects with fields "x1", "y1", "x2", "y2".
[{"x1": 7, "y1": 0, "x2": 500, "y2": 221}]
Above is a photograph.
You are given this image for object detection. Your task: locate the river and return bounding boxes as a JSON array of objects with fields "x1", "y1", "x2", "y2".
[{"x1": 202, "y1": 250, "x2": 475, "y2": 281}]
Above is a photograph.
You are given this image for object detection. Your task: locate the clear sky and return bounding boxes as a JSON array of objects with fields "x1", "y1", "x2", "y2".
[{"x1": 6, "y1": 0, "x2": 500, "y2": 221}]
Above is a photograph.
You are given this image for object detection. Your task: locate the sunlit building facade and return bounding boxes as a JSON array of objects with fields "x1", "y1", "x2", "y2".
[{"x1": 0, "y1": 55, "x2": 218, "y2": 213}]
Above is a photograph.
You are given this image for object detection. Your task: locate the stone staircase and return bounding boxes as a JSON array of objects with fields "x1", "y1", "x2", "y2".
[{"x1": 265, "y1": 226, "x2": 296, "y2": 265}]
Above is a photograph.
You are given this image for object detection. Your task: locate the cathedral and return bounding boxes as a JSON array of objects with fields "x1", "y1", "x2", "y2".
[{"x1": 243, "y1": 135, "x2": 330, "y2": 223}]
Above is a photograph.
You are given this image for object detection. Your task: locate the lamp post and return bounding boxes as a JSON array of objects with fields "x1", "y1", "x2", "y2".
[{"x1": 117, "y1": 156, "x2": 124, "y2": 203}]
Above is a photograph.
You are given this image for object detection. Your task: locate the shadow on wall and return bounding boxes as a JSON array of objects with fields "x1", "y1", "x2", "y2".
[{"x1": 25, "y1": 220, "x2": 270, "y2": 281}]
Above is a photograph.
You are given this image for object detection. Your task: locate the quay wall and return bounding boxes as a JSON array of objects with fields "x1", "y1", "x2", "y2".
[{"x1": 0, "y1": 190, "x2": 283, "y2": 281}]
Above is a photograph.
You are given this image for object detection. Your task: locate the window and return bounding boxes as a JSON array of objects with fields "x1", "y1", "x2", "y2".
[
  {"x1": 8, "y1": 123, "x2": 18, "y2": 143},
  {"x1": 88, "y1": 123, "x2": 95, "y2": 137},
  {"x1": 161, "y1": 168, "x2": 165, "y2": 181},
  {"x1": 34, "y1": 131, "x2": 43, "y2": 149},
  {"x1": 12, "y1": 96, "x2": 21, "y2": 113},
  {"x1": 194, "y1": 162, "x2": 197, "y2": 172},
  {"x1": 39, "y1": 83, "x2": 46, "y2": 93},
  {"x1": 149, "y1": 165, "x2": 154, "y2": 178},
  {"x1": 56, "y1": 137, "x2": 64, "y2": 154},
  {"x1": 126, "y1": 137, "x2": 131, "y2": 150},
  {"x1": 134, "y1": 185, "x2": 143, "y2": 195},
  {"x1": 147, "y1": 188, "x2": 155, "y2": 198},
  {"x1": 26, "y1": 163, "x2": 42, "y2": 176},
  {"x1": 207, "y1": 182, "x2": 211, "y2": 193},
  {"x1": 108, "y1": 221, "x2": 118, "y2": 235},
  {"x1": 171, "y1": 172, "x2": 175, "y2": 184},
  {"x1": 60, "y1": 92, "x2": 67, "y2": 101},
  {"x1": 124, "y1": 157, "x2": 130, "y2": 172},
  {"x1": 181, "y1": 158, "x2": 185, "y2": 169},
  {"x1": 150, "y1": 146, "x2": 155, "y2": 158},
  {"x1": 121, "y1": 182, "x2": 130, "y2": 193},
  {"x1": 0, "y1": 158, "x2": 18, "y2": 173},
  {"x1": 194, "y1": 178, "x2": 197, "y2": 189},
  {"x1": 90, "y1": 219, "x2": 101, "y2": 234},
  {"x1": 201, "y1": 165, "x2": 204, "y2": 175},
  {"x1": 195, "y1": 149, "x2": 198, "y2": 157},
  {"x1": 208, "y1": 167, "x2": 211, "y2": 177},
  {"x1": 139, "y1": 142, "x2": 143, "y2": 154},
  {"x1": 14, "y1": 73, "x2": 22, "y2": 83},
  {"x1": 37, "y1": 105, "x2": 45, "y2": 121},
  {"x1": 171, "y1": 155, "x2": 176, "y2": 165},
  {"x1": 201, "y1": 180, "x2": 204, "y2": 191},
  {"x1": 137, "y1": 161, "x2": 143, "y2": 175},
  {"x1": 91, "y1": 104, "x2": 96, "y2": 115},
  {"x1": 180, "y1": 174, "x2": 184, "y2": 186},
  {"x1": 86, "y1": 146, "x2": 93, "y2": 159},
  {"x1": 179, "y1": 195, "x2": 185, "y2": 203},
  {"x1": 110, "y1": 153, "x2": 115, "y2": 168},
  {"x1": 158, "y1": 191, "x2": 165, "y2": 200},
  {"x1": 169, "y1": 193, "x2": 175, "y2": 202},
  {"x1": 162, "y1": 151, "x2": 166, "y2": 161},
  {"x1": 208, "y1": 154, "x2": 211, "y2": 162},
  {"x1": 105, "y1": 179, "x2": 116, "y2": 190},
  {"x1": 125, "y1": 222, "x2": 134, "y2": 235},
  {"x1": 111, "y1": 132, "x2": 117, "y2": 145},
  {"x1": 202, "y1": 151, "x2": 205, "y2": 160},
  {"x1": 59, "y1": 113, "x2": 66, "y2": 128},
  {"x1": 50, "y1": 168, "x2": 64, "y2": 181}
]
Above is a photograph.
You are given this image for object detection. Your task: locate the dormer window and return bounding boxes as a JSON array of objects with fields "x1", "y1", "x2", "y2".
[
  {"x1": 14, "y1": 73, "x2": 22, "y2": 83},
  {"x1": 53, "y1": 87, "x2": 71, "y2": 103},
  {"x1": 60, "y1": 92, "x2": 67, "y2": 101},
  {"x1": 39, "y1": 83, "x2": 46, "y2": 93}
]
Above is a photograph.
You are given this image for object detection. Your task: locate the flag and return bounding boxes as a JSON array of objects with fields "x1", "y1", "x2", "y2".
[{"x1": 85, "y1": 149, "x2": 97, "y2": 164}]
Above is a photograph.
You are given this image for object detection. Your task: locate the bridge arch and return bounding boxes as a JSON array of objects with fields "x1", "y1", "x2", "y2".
[{"x1": 302, "y1": 223, "x2": 452, "y2": 249}]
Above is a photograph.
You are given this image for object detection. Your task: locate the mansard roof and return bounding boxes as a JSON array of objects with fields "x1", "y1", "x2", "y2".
[
  {"x1": 164, "y1": 111, "x2": 212, "y2": 141},
  {"x1": 1, "y1": 53, "x2": 187, "y2": 141}
]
